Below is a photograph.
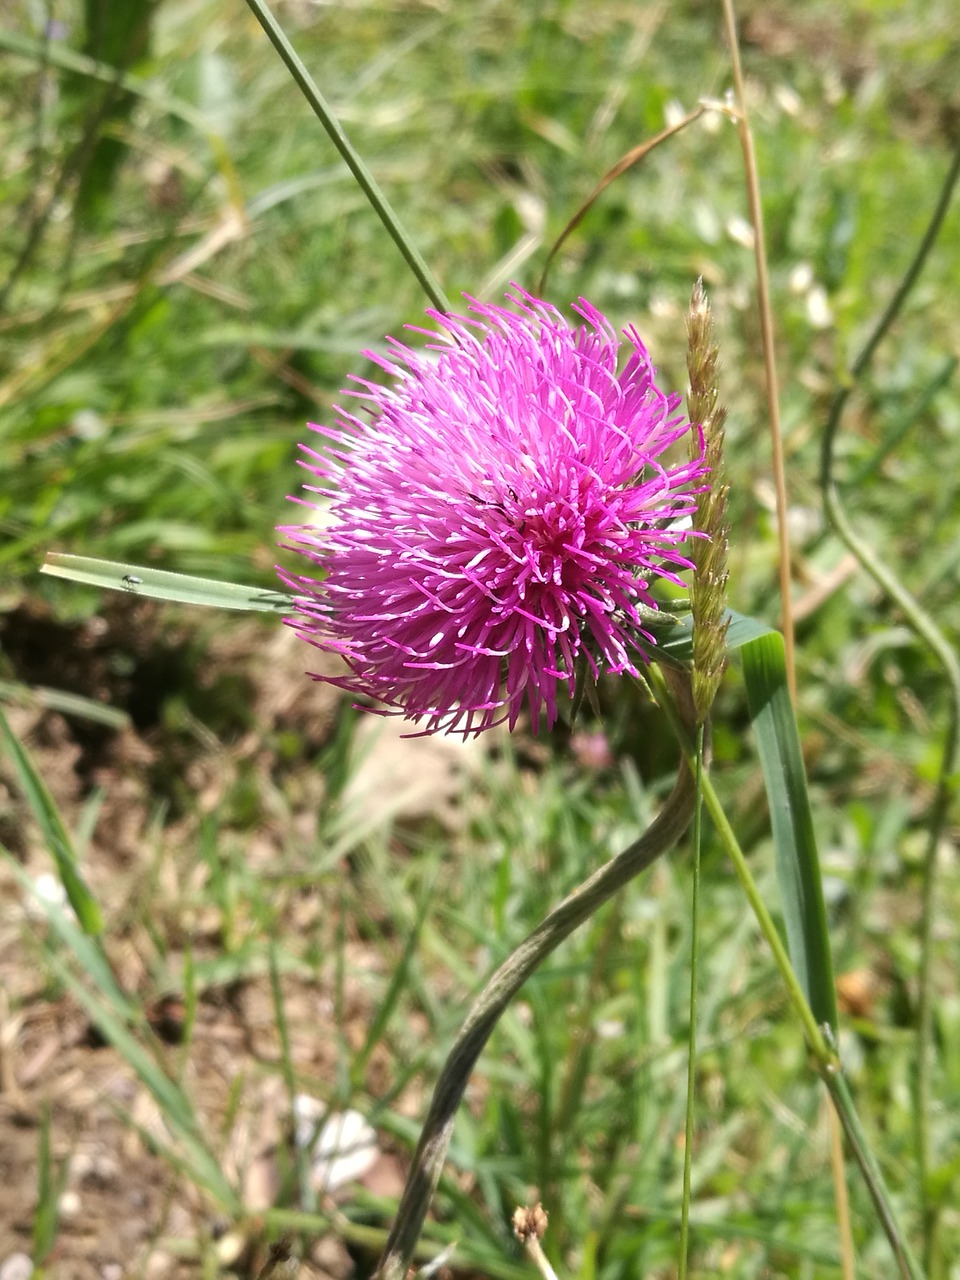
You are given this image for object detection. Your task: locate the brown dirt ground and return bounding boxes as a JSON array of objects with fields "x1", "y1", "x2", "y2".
[{"x1": 0, "y1": 600, "x2": 489, "y2": 1280}]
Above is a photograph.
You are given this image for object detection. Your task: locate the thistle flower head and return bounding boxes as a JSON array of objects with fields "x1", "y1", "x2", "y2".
[{"x1": 280, "y1": 288, "x2": 708, "y2": 737}]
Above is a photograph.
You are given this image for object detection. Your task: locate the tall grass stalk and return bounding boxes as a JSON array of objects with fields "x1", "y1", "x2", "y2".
[
  {"x1": 719, "y1": 0, "x2": 796, "y2": 701},
  {"x1": 243, "y1": 0, "x2": 450, "y2": 314}
]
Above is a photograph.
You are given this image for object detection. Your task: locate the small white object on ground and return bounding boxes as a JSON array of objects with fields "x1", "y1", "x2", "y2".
[
  {"x1": 0, "y1": 1254, "x2": 33, "y2": 1280},
  {"x1": 292, "y1": 1099, "x2": 378, "y2": 1193}
]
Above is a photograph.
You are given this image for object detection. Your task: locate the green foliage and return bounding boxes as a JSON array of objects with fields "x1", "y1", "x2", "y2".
[{"x1": 1, "y1": 1, "x2": 958, "y2": 1276}]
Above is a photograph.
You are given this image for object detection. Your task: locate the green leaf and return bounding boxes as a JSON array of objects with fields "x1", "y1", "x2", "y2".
[
  {"x1": 41, "y1": 552, "x2": 293, "y2": 613},
  {"x1": 4, "y1": 855, "x2": 134, "y2": 1013},
  {"x1": 0, "y1": 680, "x2": 130, "y2": 729},
  {"x1": 243, "y1": 0, "x2": 449, "y2": 313},
  {"x1": 352, "y1": 876, "x2": 437, "y2": 1087},
  {"x1": 32, "y1": 1102, "x2": 67, "y2": 1264},
  {"x1": 8, "y1": 865, "x2": 237, "y2": 1208},
  {"x1": 653, "y1": 608, "x2": 775, "y2": 667},
  {"x1": 43, "y1": 945, "x2": 239, "y2": 1210},
  {"x1": 0, "y1": 705, "x2": 104, "y2": 935},
  {"x1": 741, "y1": 631, "x2": 838, "y2": 1034}
]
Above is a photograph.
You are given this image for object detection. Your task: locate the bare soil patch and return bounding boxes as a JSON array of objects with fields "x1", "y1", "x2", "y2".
[{"x1": 0, "y1": 602, "x2": 484, "y2": 1278}]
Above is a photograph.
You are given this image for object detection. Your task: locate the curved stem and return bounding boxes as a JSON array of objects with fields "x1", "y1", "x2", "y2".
[
  {"x1": 243, "y1": 0, "x2": 450, "y2": 315},
  {"x1": 819, "y1": 137, "x2": 960, "y2": 1272},
  {"x1": 372, "y1": 687, "x2": 699, "y2": 1280},
  {"x1": 537, "y1": 103, "x2": 714, "y2": 297}
]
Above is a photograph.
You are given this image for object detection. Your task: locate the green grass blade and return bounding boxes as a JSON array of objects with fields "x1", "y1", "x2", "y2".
[
  {"x1": 741, "y1": 631, "x2": 838, "y2": 1034},
  {"x1": 0, "y1": 28, "x2": 208, "y2": 135},
  {"x1": 243, "y1": 0, "x2": 450, "y2": 314},
  {"x1": 0, "y1": 681, "x2": 130, "y2": 729},
  {"x1": 176, "y1": 940, "x2": 199, "y2": 1085},
  {"x1": 0, "y1": 27, "x2": 241, "y2": 197},
  {"x1": 678, "y1": 728, "x2": 705, "y2": 1280},
  {"x1": 352, "y1": 876, "x2": 436, "y2": 1087},
  {"x1": 654, "y1": 608, "x2": 775, "y2": 668},
  {"x1": 268, "y1": 941, "x2": 316, "y2": 1211},
  {"x1": 32, "y1": 1102, "x2": 66, "y2": 1264},
  {"x1": 42, "y1": 946, "x2": 239, "y2": 1211},
  {"x1": 5, "y1": 856, "x2": 132, "y2": 1012},
  {"x1": 10, "y1": 862, "x2": 238, "y2": 1208},
  {"x1": 723, "y1": 610, "x2": 778, "y2": 650},
  {"x1": 0, "y1": 705, "x2": 103, "y2": 935},
  {"x1": 41, "y1": 552, "x2": 293, "y2": 613}
]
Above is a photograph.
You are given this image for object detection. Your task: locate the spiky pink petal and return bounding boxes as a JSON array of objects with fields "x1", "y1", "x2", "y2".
[{"x1": 280, "y1": 288, "x2": 708, "y2": 737}]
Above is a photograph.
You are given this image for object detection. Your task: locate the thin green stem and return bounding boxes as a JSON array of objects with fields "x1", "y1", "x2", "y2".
[
  {"x1": 824, "y1": 1073, "x2": 925, "y2": 1280},
  {"x1": 703, "y1": 771, "x2": 828, "y2": 1053},
  {"x1": 646, "y1": 666, "x2": 831, "y2": 1061},
  {"x1": 268, "y1": 943, "x2": 315, "y2": 1212},
  {"x1": 677, "y1": 725, "x2": 705, "y2": 1280},
  {"x1": 819, "y1": 137, "x2": 960, "y2": 1275},
  {"x1": 243, "y1": 0, "x2": 450, "y2": 315},
  {"x1": 828, "y1": 1102, "x2": 858, "y2": 1280},
  {"x1": 647, "y1": 664, "x2": 926, "y2": 1280}
]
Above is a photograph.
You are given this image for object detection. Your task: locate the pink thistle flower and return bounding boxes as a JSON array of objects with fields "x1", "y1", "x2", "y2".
[{"x1": 280, "y1": 288, "x2": 708, "y2": 737}]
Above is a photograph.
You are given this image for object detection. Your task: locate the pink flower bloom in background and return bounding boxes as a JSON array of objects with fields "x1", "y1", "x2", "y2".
[{"x1": 280, "y1": 289, "x2": 708, "y2": 737}]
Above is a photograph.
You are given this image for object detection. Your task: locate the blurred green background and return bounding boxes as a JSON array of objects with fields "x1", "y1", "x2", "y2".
[{"x1": 0, "y1": 1, "x2": 958, "y2": 1277}]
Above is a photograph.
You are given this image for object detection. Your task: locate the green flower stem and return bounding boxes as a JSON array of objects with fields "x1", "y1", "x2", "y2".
[
  {"x1": 703, "y1": 776, "x2": 829, "y2": 1047},
  {"x1": 677, "y1": 726, "x2": 705, "y2": 1280},
  {"x1": 705, "y1": 755, "x2": 923, "y2": 1279},
  {"x1": 647, "y1": 665, "x2": 925, "y2": 1280},
  {"x1": 372, "y1": 685, "x2": 699, "y2": 1280},
  {"x1": 824, "y1": 1073, "x2": 925, "y2": 1280},
  {"x1": 645, "y1": 666, "x2": 832, "y2": 1061},
  {"x1": 820, "y1": 137, "x2": 960, "y2": 1275},
  {"x1": 243, "y1": 0, "x2": 450, "y2": 315}
]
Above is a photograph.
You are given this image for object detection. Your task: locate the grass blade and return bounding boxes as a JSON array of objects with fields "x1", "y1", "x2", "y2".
[
  {"x1": 43, "y1": 945, "x2": 239, "y2": 1210},
  {"x1": 352, "y1": 875, "x2": 436, "y2": 1087},
  {"x1": 0, "y1": 681, "x2": 130, "y2": 729},
  {"x1": 0, "y1": 704, "x2": 103, "y2": 934},
  {"x1": 653, "y1": 608, "x2": 774, "y2": 669},
  {"x1": 32, "y1": 1102, "x2": 67, "y2": 1264},
  {"x1": 8, "y1": 863, "x2": 239, "y2": 1209},
  {"x1": 268, "y1": 941, "x2": 315, "y2": 1211},
  {"x1": 41, "y1": 552, "x2": 293, "y2": 613},
  {"x1": 243, "y1": 0, "x2": 449, "y2": 314},
  {"x1": 740, "y1": 631, "x2": 838, "y2": 1034},
  {"x1": 4, "y1": 855, "x2": 131, "y2": 1012}
]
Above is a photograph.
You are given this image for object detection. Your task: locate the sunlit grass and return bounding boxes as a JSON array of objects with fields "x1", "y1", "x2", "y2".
[{"x1": 1, "y1": 0, "x2": 958, "y2": 1276}]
